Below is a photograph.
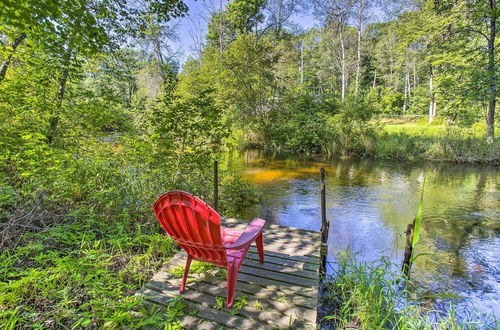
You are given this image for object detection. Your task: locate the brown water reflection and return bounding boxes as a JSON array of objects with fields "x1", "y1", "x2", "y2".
[{"x1": 224, "y1": 151, "x2": 499, "y2": 317}]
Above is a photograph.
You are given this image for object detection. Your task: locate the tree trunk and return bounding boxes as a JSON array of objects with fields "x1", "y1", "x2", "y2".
[
  {"x1": 339, "y1": 25, "x2": 346, "y2": 101},
  {"x1": 48, "y1": 60, "x2": 70, "y2": 144},
  {"x1": 355, "y1": 0, "x2": 365, "y2": 100},
  {"x1": 355, "y1": 27, "x2": 361, "y2": 99},
  {"x1": 300, "y1": 40, "x2": 304, "y2": 85},
  {"x1": 219, "y1": 0, "x2": 224, "y2": 53},
  {"x1": 372, "y1": 70, "x2": 377, "y2": 88},
  {"x1": 407, "y1": 67, "x2": 411, "y2": 99},
  {"x1": 0, "y1": 33, "x2": 27, "y2": 83},
  {"x1": 276, "y1": 0, "x2": 284, "y2": 35},
  {"x1": 403, "y1": 68, "x2": 408, "y2": 114},
  {"x1": 486, "y1": 0, "x2": 496, "y2": 143},
  {"x1": 413, "y1": 58, "x2": 417, "y2": 89},
  {"x1": 428, "y1": 66, "x2": 437, "y2": 123}
]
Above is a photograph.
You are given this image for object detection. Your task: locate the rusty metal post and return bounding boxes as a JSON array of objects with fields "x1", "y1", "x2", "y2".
[
  {"x1": 214, "y1": 160, "x2": 219, "y2": 212},
  {"x1": 320, "y1": 168, "x2": 329, "y2": 276}
]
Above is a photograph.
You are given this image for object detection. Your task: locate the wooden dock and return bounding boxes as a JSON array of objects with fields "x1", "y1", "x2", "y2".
[{"x1": 138, "y1": 218, "x2": 321, "y2": 329}]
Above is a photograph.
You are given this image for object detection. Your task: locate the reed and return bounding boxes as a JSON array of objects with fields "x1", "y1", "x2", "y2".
[{"x1": 320, "y1": 250, "x2": 497, "y2": 329}]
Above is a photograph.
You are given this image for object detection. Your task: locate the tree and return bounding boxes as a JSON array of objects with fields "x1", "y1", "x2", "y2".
[
  {"x1": 313, "y1": 0, "x2": 354, "y2": 101},
  {"x1": 0, "y1": 0, "x2": 188, "y2": 143},
  {"x1": 207, "y1": 0, "x2": 266, "y2": 48},
  {"x1": 462, "y1": 0, "x2": 498, "y2": 141},
  {"x1": 264, "y1": 0, "x2": 302, "y2": 36},
  {"x1": 352, "y1": 0, "x2": 372, "y2": 99}
]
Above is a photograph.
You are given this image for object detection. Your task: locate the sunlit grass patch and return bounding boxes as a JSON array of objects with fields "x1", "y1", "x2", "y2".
[
  {"x1": 383, "y1": 123, "x2": 448, "y2": 137},
  {"x1": 169, "y1": 260, "x2": 221, "y2": 284},
  {"x1": 372, "y1": 120, "x2": 499, "y2": 164},
  {"x1": 0, "y1": 217, "x2": 179, "y2": 328}
]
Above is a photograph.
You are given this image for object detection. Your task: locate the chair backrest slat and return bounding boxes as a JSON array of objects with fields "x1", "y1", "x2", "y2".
[{"x1": 153, "y1": 191, "x2": 227, "y2": 266}]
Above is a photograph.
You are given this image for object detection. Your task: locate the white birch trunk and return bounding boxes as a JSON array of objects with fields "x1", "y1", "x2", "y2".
[{"x1": 340, "y1": 26, "x2": 346, "y2": 101}]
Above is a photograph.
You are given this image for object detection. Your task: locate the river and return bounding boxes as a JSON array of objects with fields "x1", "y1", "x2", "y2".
[{"x1": 224, "y1": 150, "x2": 499, "y2": 319}]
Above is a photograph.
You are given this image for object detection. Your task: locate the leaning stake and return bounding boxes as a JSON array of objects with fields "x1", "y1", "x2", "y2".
[{"x1": 402, "y1": 221, "x2": 414, "y2": 277}]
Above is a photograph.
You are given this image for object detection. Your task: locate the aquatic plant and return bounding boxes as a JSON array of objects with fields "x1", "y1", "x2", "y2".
[
  {"x1": 402, "y1": 178, "x2": 432, "y2": 277},
  {"x1": 320, "y1": 250, "x2": 498, "y2": 329}
]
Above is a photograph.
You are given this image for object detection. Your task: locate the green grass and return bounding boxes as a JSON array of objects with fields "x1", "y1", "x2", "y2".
[
  {"x1": 372, "y1": 120, "x2": 499, "y2": 164},
  {"x1": 0, "y1": 215, "x2": 184, "y2": 328},
  {"x1": 383, "y1": 123, "x2": 450, "y2": 137},
  {"x1": 321, "y1": 250, "x2": 498, "y2": 329}
]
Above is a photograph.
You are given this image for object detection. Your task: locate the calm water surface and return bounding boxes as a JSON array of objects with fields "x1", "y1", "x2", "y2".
[{"x1": 224, "y1": 151, "x2": 499, "y2": 318}]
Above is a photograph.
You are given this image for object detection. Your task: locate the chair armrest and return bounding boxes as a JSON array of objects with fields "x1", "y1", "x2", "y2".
[{"x1": 224, "y1": 218, "x2": 266, "y2": 250}]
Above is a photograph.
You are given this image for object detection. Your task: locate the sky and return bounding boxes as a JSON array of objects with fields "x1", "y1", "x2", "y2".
[{"x1": 169, "y1": 0, "x2": 319, "y2": 64}]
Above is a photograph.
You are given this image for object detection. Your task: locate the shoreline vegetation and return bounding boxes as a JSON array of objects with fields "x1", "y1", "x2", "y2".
[
  {"x1": 238, "y1": 116, "x2": 499, "y2": 165},
  {"x1": 319, "y1": 251, "x2": 499, "y2": 329}
]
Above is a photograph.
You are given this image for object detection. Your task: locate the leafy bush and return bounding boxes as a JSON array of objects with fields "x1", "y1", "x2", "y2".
[
  {"x1": 260, "y1": 95, "x2": 378, "y2": 156},
  {"x1": 263, "y1": 94, "x2": 336, "y2": 153},
  {"x1": 219, "y1": 172, "x2": 261, "y2": 217}
]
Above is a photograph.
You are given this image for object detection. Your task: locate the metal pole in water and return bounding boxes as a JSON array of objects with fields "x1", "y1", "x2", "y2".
[{"x1": 320, "y1": 168, "x2": 329, "y2": 276}]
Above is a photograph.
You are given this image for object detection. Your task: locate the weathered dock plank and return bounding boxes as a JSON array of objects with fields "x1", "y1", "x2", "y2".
[{"x1": 137, "y1": 218, "x2": 321, "y2": 329}]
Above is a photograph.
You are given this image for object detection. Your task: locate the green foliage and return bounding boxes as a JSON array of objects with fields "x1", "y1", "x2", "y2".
[
  {"x1": 411, "y1": 179, "x2": 425, "y2": 249},
  {"x1": 0, "y1": 216, "x2": 183, "y2": 328},
  {"x1": 264, "y1": 94, "x2": 335, "y2": 153},
  {"x1": 170, "y1": 261, "x2": 219, "y2": 283},
  {"x1": 226, "y1": 0, "x2": 266, "y2": 34},
  {"x1": 215, "y1": 295, "x2": 249, "y2": 315},
  {"x1": 0, "y1": 1, "x2": 263, "y2": 325},
  {"x1": 207, "y1": 0, "x2": 265, "y2": 45},
  {"x1": 322, "y1": 250, "x2": 497, "y2": 329},
  {"x1": 367, "y1": 88, "x2": 403, "y2": 114},
  {"x1": 251, "y1": 95, "x2": 379, "y2": 155},
  {"x1": 219, "y1": 173, "x2": 261, "y2": 217},
  {"x1": 0, "y1": 0, "x2": 498, "y2": 326},
  {"x1": 323, "y1": 99, "x2": 378, "y2": 156},
  {"x1": 375, "y1": 122, "x2": 500, "y2": 163}
]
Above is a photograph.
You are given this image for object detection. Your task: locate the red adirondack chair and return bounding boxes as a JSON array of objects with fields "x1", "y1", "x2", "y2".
[{"x1": 153, "y1": 190, "x2": 266, "y2": 308}]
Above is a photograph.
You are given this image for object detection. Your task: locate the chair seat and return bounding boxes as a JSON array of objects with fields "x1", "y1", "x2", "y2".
[
  {"x1": 222, "y1": 226, "x2": 244, "y2": 245},
  {"x1": 222, "y1": 227, "x2": 246, "y2": 263}
]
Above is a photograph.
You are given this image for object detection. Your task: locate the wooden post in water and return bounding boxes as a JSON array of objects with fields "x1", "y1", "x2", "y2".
[
  {"x1": 320, "y1": 168, "x2": 329, "y2": 276},
  {"x1": 402, "y1": 221, "x2": 415, "y2": 277},
  {"x1": 214, "y1": 160, "x2": 219, "y2": 212}
]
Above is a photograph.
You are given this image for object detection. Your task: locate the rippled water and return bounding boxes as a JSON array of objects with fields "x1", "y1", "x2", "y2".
[{"x1": 224, "y1": 150, "x2": 499, "y2": 317}]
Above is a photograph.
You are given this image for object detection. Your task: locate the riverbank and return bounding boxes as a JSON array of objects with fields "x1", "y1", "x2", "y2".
[
  {"x1": 371, "y1": 120, "x2": 499, "y2": 164},
  {"x1": 319, "y1": 251, "x2": 498, "y2": 329},
  {"x1": 241, "y1": 118, "x2": 499, "y2": 164},
  {"x1": 4, "y1": 214, "x2": 496, "y2": 329}
]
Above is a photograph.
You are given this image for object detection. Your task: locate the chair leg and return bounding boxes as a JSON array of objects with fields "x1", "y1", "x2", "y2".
[
  {"x1": 256, "y1": 232, "x2": 264, "y2": 263},
  {"x1": 180, "y1": 255, "x2": 192, "y2": 294},
  {"x1": 226, "y1": 264, "x2": 238, "y2": 308}
]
